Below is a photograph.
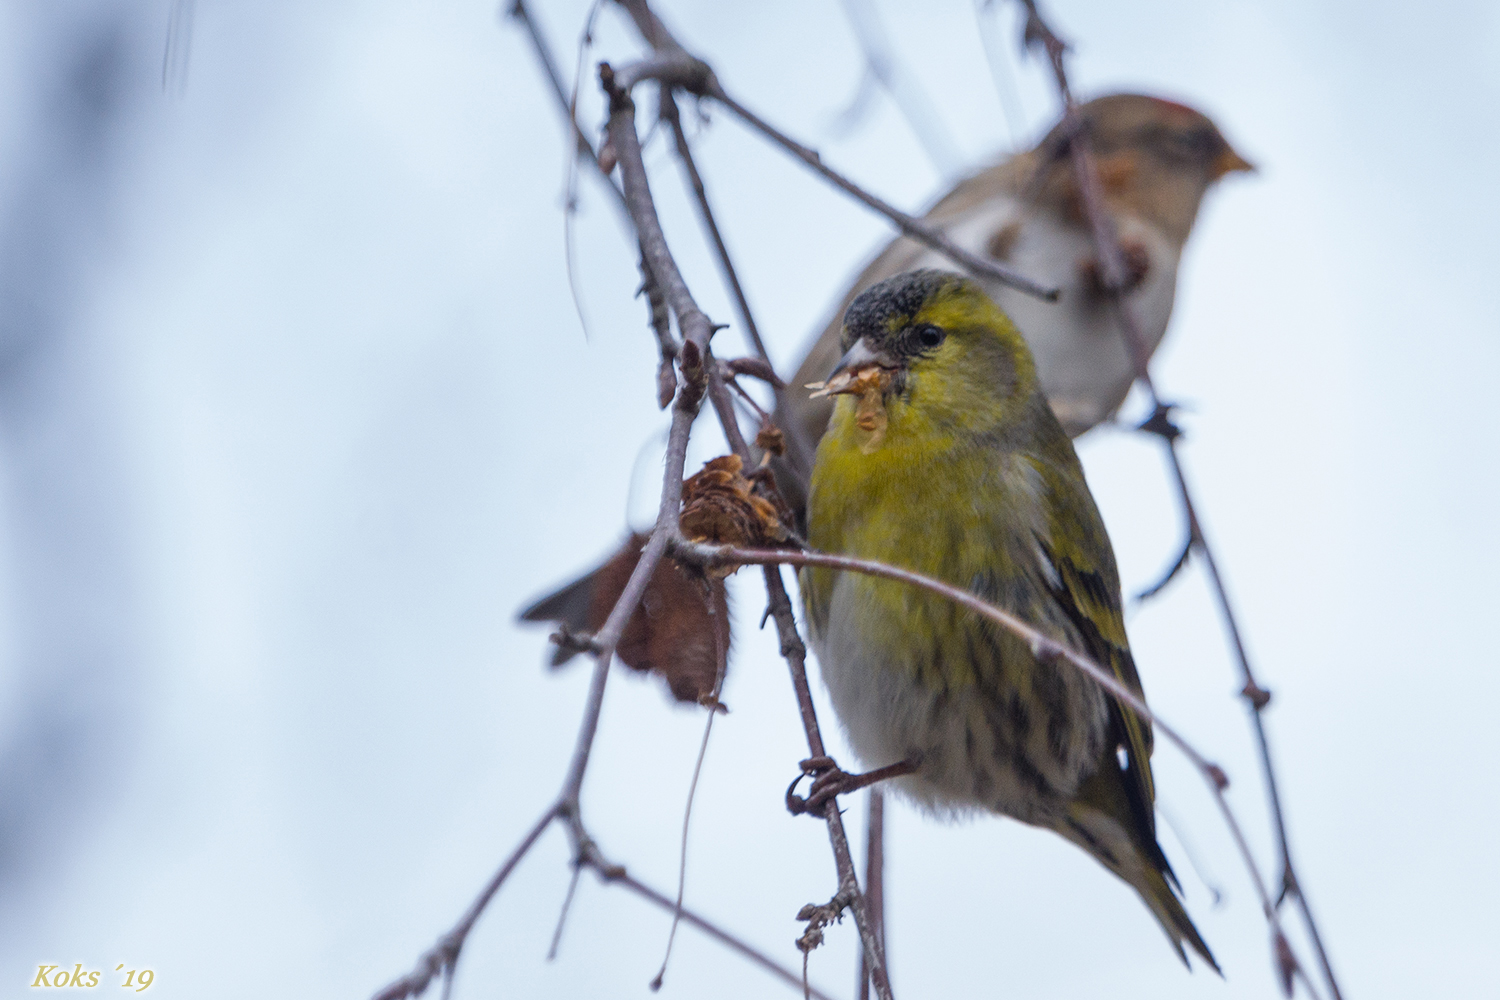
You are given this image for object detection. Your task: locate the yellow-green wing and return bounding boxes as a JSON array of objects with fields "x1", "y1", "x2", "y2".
[{"x1": 1030, "y1": 457, "x2": 1159, "y2": 839}]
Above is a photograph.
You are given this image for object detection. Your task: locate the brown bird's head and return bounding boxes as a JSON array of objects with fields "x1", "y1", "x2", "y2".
[{"x1": 1036, "y1": 93, "x2": 1255, "y2": 244}]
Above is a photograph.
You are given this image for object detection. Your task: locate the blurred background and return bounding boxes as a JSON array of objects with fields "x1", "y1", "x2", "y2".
[{"x1": 1, "y1": 1, "x2": 1496, "y2": 997}]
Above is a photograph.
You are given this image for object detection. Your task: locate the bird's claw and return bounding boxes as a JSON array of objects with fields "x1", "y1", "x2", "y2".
[
  {"x1": 785, "y1": 755, "x2": 921, "y2": 817},
  {"x1": 786, "y1": 757, "x2": 849, "y2": 817}
]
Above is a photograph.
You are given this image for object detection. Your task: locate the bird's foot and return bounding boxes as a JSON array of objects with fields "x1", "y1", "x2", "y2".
[{"x1": 785, "y1": 755, "x2": 921, "y2": 817}]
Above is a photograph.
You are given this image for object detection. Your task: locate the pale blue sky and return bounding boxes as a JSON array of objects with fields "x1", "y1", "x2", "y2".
[{"x1": 0, "y1": 2, "x2": 1496, "y2": 998}]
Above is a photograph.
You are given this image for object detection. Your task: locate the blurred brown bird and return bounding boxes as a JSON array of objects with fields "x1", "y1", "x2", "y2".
[{"x1": 775, "y1": 93, "x2": 1253, "y2": 521}]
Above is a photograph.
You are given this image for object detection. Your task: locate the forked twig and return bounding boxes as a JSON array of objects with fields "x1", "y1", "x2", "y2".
[
  {"x1": 383, "y1": 5, "x2": 1341, "y2": 1000},
  {"x1": 676, "y1": 541, "x2": 1313, "y2": 986},
  {"x1": 609, "y1": 43, "x2": 896, "y2": 993},
  {"x1": 657, "y1": 88, "x2": 816, "y2": 473},
  {"x1": 609, "y1": 0, "x2": 1057, "y2": 303},
  {"x1": 374, "y1": 21, "x2": 731, "y2": 996},
  {"x1": 508, "y1": 0, "x2": 627, "y2": 217},
  {"x1": 1014, "y1": 3, "x2": 1343, "y2": 997}
]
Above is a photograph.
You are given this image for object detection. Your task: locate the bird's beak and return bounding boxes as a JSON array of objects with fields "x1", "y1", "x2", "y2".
[
  {"x1": 827, "y1": 339, "x2": 897, "y2": 381},
  {"x1": 805, "y1": 339, "x2": 899, "y2": 398},
  {"x1": 1211, "y1": 146, "x2": 1256, "y2": 179}
]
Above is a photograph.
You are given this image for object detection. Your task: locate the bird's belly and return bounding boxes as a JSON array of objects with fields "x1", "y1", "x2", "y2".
[{"x1": 813, "y1": 580, "x2": 1107, "y2": 826}]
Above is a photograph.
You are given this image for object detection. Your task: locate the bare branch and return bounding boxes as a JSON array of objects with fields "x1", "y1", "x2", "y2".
[
  {"x1": 691, "y1": 545, "x2": 1202, "y2": 766},
  {"x1": 601, "y1": 61, "x2": 715, "y2": 378},
  {"x1": 658, "y1": 90, "x2": 816, "y2": 476},
  {"x1": 1013, "y1": 3, "x2": 1344, "y2": 996},
  {"x1": 659, "y1": 89, "x2": 772, "y2": 367},
  {"x1": 606, "y1": 27, "x2": 896, "y2": 997},
  {"x1": 372, "y1": 806, "x2": 557, "y2": 1000},
  {"x1": 708, "y1": 90, "x2": 1055, "y2": 302},
  {"x1": 706, "y1": 360, "x2": 891, "y2": 997},
  {"x1": 650, "y1": 582, "x2": 730, "y2": 990},
  {"x1": 679, "y1": 540, "x2": 1305, "y2": 974},
  {"x1": 607, "y1": 0, "x2": 1057, "y2": 303},
  {"x1": 376, "y1": 25, "x2": 731, "y2": 997},
  {"x1": 509, "y1": 0, "x2": 627, "y2": 217},
  {"x1": 601, "y1": 863, "x2": 842, "y2": 1000},
  {"x1": 755, "y1": 562, "x2": 895, "y2": 999},
  {"x1": 856, "y1": 789, "x2": 886, "y2": 1000},
  {"x1": 838, "y1": 0, "x2": 963, "y2": 175}
]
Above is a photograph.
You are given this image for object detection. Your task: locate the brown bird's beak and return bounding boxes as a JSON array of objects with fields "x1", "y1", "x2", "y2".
[
  {"x1": 806, "y1": 339, "x2": 899, "y2": 398},
  {"x1": 1211, "y1": 146, "x2": 1256, "y2": 179}
]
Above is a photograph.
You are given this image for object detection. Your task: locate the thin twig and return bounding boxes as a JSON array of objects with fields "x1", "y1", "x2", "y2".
[
  {"x1": 710, "y1": 349, "x2": 899, "y2": 996},
  {"x1": 161, "y1": 0, "x2": 194, "y2": 96},
  {"x1": 607, "y1": 0, "x2": 1056, "y2": 303},
  {"x1": 695, "y1": 545, "x2": 1206, "y2": 769},
  {"x1": 659, "y1": 89, "x2": 773, "y2": 367},
  {"x1": 374, "y1": 395, "x2": 698, "y2": 999},
  {"x1": 377, "y1": 786, "x2": 842, "y2": 1000},
  {"x1": 658, "y1": 89, "x2": 814, "y2": 475},
  {"x1": 708, "y1": 364, "x2": 892, "y2": 1000},
  {"x1": 602, "y1": 61, "x2": 717, "y2": 371},
  {"x1": 650, "y1": 584, "x2": 731, "y2": 991},
  {"x1": 838, "y1": 0, "x2": 963, "y2": 175},
  {"x1": 681, "y1": 541, "x2": 1312, "y2": 979},
  {"x1": 510, "y1": 0, "x2": 628, "y2": 342},
  {"x1": 1157, "y1": 801, "x2": 1225, "y2": 908},
  {"x1": 376, "y1": 32, "x2": 724, "y2": 998},
  {"x1": 704, "y1": 362, "x2": 892, "y2": 997},
  {"x1": 856, "y1": 789, "x2": 886, "y2": 1000},
  {"x1": 546, "y1": 861, "x2": 585, "y2": 960},
  {"x1": 973, "y1": 0, "x2": 1026, "y2": 149},
  {"x1": 758, "y1": 562, "x2": 895, "y2": 1000},
  {"x1": 372, "y1": 807, "x2": 557, "y2": 1000},
  {"x1": 509, "y1": 0, "x2": 628, "y2": 217},
  {"x1": 709, "y1": 88, "x2": 1056, "y2": 302},
  {"x1": 601, "y1": 863, "x2": 843, "y2": 1000},
  {"x1": 1013, "y1": 3, "x2": 1343, "y2": 996},
  {"x1": 589, "y1": 59, "x2": 861, "y2": 997},
  {"x1": 561, "y1": 0, "x2": 609, "y2": 340}
]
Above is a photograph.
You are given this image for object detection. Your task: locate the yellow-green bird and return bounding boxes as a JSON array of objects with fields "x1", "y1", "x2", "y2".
[{"x1": 801, "y1": 268, "x2": 1216, "y2": 970}]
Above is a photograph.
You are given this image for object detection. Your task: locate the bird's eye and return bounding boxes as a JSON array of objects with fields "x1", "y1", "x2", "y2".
[
  {"x1": 1172, "y1": 127, "x2": 1218, "y2": 161},
  {"x1": 914, "y1": 324, "x2": 946, "y2": 349}
]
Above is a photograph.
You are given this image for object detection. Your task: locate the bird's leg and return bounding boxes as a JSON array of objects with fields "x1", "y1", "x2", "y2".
[{"x1": 785, "y1": 755, "x2": 921, "y2": 817}]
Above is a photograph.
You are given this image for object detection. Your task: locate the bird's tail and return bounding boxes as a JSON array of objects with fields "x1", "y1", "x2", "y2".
[
  {"x1": 1058, "y1": 803, "x2": 1220, "y2": 974},
  {"x1": 518, "y1": 555, "x2": 606, "y2": 666}
]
